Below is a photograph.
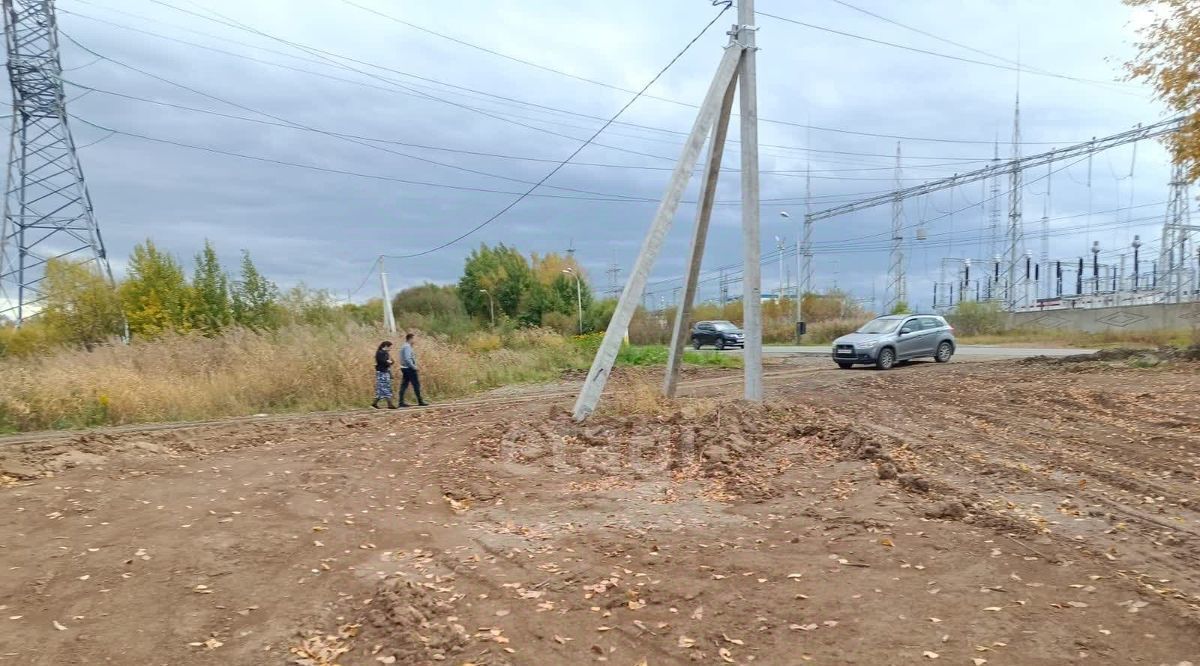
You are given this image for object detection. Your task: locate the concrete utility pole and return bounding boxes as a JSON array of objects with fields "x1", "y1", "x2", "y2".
[
  {"x1": 573, "y1": 2, "x2": 764, "y2": 418},
  {"x1": 739, "y1": 0, "x2": 763, "y2": 403},
  {"x1": 1040, "y1": 154, "x2": 1052, "y2": 301},
  {"x1": 571, "y1": 39, "x2": 745, "y2": 421},
  {"x1": 886, "y1": 142, "x2": 905, "y2": 312},
  {"x1": 664, "y1": 73, "x2": 736, "y2": 398},
  {"x1": 562, "y1": 268, "x2": 583, "y2": 334},
  {"x1": 796, "y1": 163, "x2": 812, "y2": 339},
  {"x1": 774, "y1": 236, "x2": 785, "y2": 302},
  {"x1": 379, "y1": 258, "x2": 396, "y2": 333}
]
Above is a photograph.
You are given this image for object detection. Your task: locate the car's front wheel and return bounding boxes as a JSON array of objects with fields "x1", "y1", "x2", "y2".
[
  {"x1": 875, "y1": 347, "x2": 896, "y2": 370},
  {"x1": 692, "y1": 338, "x2": 702, "y2": 350},
  {"x1": 934, "y1": 341, "x2": 953, "y2": 363}
]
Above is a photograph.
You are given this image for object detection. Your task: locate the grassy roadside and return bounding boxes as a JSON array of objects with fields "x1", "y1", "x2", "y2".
[
  {"x1": 617, "y1": 345, "x2": 742, "y2": 368},
  {"x1": 0, "y1": 328, "x2": 742, "y2": 434}
]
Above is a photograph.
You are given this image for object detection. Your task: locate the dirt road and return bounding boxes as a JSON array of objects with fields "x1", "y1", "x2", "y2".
[{"x1": 1, "y1": 357, "x2": 1197, "y2": 665}]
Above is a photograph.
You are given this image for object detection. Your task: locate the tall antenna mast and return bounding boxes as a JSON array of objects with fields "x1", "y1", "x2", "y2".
[{"x1": 0, "y1": 0, "x2": 114, "y2": 323}]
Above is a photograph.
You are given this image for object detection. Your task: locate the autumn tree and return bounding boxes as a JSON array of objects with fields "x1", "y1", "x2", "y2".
[
  {"x1": 457, "y1": 244, "x2": 533, "y2": 320},
  {"x1": 231, "y1": 250, "x2": 279, "y2": 330},
  {"x1": 1125, "y1": 0, "x2": 1200, "y2": 180},
  {"x1": 392, "y1": 283, "x2": 465, "y2": 318},
  {"x1": 39, "y1": 259, "x2": 124, "y2": 348},
  {"x1": 189, "y1": 241, "x2": 232, "y2": 335},
  {"x1": 120, "y1": 240, "x2": 192, "y2": 338}
]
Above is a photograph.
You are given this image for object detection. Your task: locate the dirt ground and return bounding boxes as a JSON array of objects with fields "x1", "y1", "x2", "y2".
[{"x1": 1, "y1": 356, "x2": 1197, "y2": 665}]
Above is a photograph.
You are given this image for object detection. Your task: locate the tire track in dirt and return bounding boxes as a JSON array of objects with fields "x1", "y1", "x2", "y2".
[{"x1": 810, "y1": 362, "x2": 1200, "y2": 619}]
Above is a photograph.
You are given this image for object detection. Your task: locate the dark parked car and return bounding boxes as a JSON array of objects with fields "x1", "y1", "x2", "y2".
[
  {"x1": 691, "y1": 320, "x2": 744, "y2": 350},
  {"x1": 831, "y1": 314, "x2": 956, "y2": 370}
]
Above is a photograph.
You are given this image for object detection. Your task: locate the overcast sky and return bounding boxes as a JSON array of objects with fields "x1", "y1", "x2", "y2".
[{"x1": 22, "y1": 0, "x2": 1179, "y2": 311}]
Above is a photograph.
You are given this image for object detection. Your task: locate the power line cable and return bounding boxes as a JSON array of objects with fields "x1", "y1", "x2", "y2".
[
  {"x1": 756, "y1": 8, "x2": 1142, "y2": 95},
  {"x1": 824, "y1": 0, "x2": 1129, "y2": 89},
  {"x1": 335, "y1": 0, "x2": 1136, "y2": 137},
  {"x1": 96, "y1": 0, "x2": 1113, "y2": 146},
  {"x1": 372, "y1": 4, "x2": 732, "y2": 258},
  {"x1": 61, "y1": 4, "x2": 1034, "y2": 157},
  {"x1": 70, "y1": 111, "x2": 904, "y2": 207},
  {"x1": 57, "y1": 80, "x2": 972, "y2": 182}
]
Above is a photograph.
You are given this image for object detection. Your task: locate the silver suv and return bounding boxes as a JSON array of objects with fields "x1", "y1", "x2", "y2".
[{"x1": 831, "y1": 314, "x2": 955, "y2": 370}]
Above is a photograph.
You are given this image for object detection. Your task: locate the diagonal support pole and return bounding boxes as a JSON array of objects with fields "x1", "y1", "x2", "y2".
[
  {"x1": 663, "y1": 71, "x2": 738, "y2": 398},
  {"x1": 572, "y1": 44, "x2": 744, "y2": 421}
]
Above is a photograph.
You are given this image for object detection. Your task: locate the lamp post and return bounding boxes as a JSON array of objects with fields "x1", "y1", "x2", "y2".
[
  {"x1": 479, "y1": 289, "x2": 494, "y2": 327},
  {"x1": 562, "y1": 268, "x2": 583, "y2": 334},
  {"x1": 1132, "y1": 235, "x2": 1142, "y2": 292}
]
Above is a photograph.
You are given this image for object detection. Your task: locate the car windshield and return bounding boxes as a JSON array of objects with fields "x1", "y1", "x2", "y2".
[
  {"x1": 711, "y1": 322, "x2": 739, "y2": 331},
  {"x1": 856, "y1": 318, "x2": 901, "y2": 334}
]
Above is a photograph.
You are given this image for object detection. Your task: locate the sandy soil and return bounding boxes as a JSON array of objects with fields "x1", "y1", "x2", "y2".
[{"x1": 0, "y1": 358, "x2": 1197, "y2": 665}]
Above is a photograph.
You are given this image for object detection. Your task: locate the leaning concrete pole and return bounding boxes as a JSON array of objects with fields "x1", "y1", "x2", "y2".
[
  {"x1": 737, "y1": 0, "x2": 763, "y2": 402},
  {"x1": 571, "y1": 45, "x2": 744, "y2": 421},
  {"x1": 663, "y1": 72, "x2": 739, "y2": 398}
]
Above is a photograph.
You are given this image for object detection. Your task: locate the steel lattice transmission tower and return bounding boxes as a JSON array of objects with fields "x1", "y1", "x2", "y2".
[
  {"x1": 1005, "y1": 91, "x2": 1024, "y2": 310},
  {"x1": 1159, "y1": 162, "x2": 1193, "y2": 304},
  {"x1": 885, "y1": 142, "x2": 906, "y2": 312},
  {"x1": 0, "y1": 0, "x2": 113, "y2": 323}
]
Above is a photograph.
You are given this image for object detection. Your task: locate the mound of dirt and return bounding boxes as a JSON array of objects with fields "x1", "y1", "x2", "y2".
[
  {"x1": 363, "y1": 577, "x2": 476, "y2": 664},
  {"x1": 474, "y1": 403, "x2": 875, "y2": 501},
  {"x1": 1020, "y1": 344, "x2": 1200, "y2": 367}
]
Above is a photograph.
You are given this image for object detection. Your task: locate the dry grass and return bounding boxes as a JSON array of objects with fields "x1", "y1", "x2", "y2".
[
  {"x1": 958, "y1": 327, "x2": 1198, "y2": 349},
  {"x1": 596, "y1": 372, "x2": 719, "y2": 420},
  {"x1": 0, "y1": 325, "x2": 586, "y2": 432}
]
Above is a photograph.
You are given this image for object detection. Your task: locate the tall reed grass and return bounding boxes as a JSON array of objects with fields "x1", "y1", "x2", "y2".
[{"x1": 0, "y1": 325, "x2": 587, "y2": 432}]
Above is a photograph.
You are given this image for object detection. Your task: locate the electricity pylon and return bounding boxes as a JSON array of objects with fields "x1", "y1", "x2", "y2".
[{"x1": 0, "y1": 0, "x2": 113, "y2": 324}]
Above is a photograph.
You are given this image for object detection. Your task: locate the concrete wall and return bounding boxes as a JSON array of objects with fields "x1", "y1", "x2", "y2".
[{"x1": 1009, "y1": 302, "x2": 1200, "y2": 334}]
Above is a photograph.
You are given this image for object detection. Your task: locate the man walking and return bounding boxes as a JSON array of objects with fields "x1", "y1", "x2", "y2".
[{"x1": 398, "y1": 332, "x2": 428, "y2": 407}]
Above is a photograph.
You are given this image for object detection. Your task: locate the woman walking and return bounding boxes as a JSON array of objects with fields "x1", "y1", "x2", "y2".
[{"x1": 373, "y1": 341, "x2": 397, "y2": 409}]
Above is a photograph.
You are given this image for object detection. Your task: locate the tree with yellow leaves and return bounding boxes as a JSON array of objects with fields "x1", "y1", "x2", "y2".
[
  {"x1": 39, "y1": 258, "x2": 124, "y2": 348},
  {"x1": 1126, "y1": 0, "x2": 1200, "y2": 180}
]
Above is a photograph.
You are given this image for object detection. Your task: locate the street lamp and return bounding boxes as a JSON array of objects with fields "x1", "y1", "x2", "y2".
[
  {"x1": 479, "y1": 289, "x2": 494, "y2": 327},
  {"x1": 562, "y1": 268, "x2": 583, "y2": 334},
  {"x1": 781, "y1": 210, "x2": 804, "y2": 340}
]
